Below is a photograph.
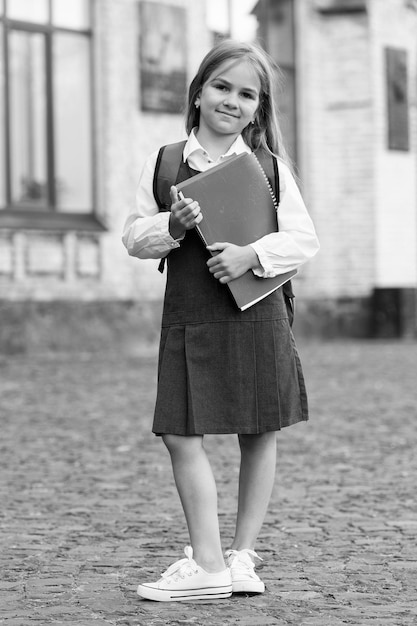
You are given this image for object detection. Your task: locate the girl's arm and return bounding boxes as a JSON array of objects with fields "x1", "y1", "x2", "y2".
[
  {"x1": 122, "y1": 152, "x2": 185, "y2": 259},
  {"x1": 207, "y1": 161, "x2": 319, "y2": 282},
  {"x1": 249, "y1": 161, "x2": 319, "y2": 277}
]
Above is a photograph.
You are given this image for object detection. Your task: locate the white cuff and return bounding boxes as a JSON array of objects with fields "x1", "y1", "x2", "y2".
[
  {"x1": 250, "y1": 242, "x2": 276, "y2": 278},
  {"x1": 160, "y1": 212, "x2": 184, "y2": 249}
]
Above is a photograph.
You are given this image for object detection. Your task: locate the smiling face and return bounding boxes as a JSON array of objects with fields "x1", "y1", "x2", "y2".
[{"x1": 195, "y1": 59, "x2": 261, "y2": 144}]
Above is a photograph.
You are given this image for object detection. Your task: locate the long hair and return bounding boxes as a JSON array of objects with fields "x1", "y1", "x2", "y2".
[{"x1": 185, "y1": 39, "x2": 290, "y2": 164}]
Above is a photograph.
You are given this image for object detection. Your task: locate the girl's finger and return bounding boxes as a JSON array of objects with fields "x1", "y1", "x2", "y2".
[
  {"x1": 169, "y1": 186, "x2": 180, "y2": 203},
  {"x1": 184, "y1": 206, "x2": 200, "y2": 222},
  {"x1": 181, "y1": 201, "x2": 199, "y2": 216},
  {"x1": 207, "y1": 256, "x2": 221, "y2": 268},
  {"x1": 207, "y1": 242, "x2": 229, "y2": 253}
]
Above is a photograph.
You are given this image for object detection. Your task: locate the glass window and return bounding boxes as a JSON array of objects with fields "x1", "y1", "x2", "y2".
[
  {"x1": 386, "y1": 47, "x2": 409, "y2": 151},
  {"x1": 259, "y1": 0, "x2": 297, "y2": 163},
  {"x1": 52, "y1": 0, "x2": 90, "y2": 30},
  {"x1": 276, "y1": 69, "x2": 296, "y2": 162},
  {"x1": 53, "y1": 33, "x2": 92, "y2": 212},
  {"x1": 206, "y1": 0, "x2": 229, "y2": 35},
  {"x1": 7, "y1": 0, "x2": 48, "y2": 23},
  {"x1": 1, "y1": 1, "x2": 95, "y2": 221},
  {"x1": 9, "y1": 31, "x2": 47, "y2": 208},
  {"x1": 0, "y1": 26, "x2": 5, "y2": 207}
]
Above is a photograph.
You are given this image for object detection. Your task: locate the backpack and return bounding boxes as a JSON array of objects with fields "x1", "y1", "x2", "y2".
[{"x1": 153, "y1": 140, "x2": 295, "y2": 325}]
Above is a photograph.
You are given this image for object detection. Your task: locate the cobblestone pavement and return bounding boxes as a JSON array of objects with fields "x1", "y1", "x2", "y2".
[{"x1": 1, "y1": 339, "x2": 416, "y2": 626}]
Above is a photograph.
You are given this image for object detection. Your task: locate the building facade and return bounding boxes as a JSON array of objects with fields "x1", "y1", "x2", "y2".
[
  {"x1": 0, "y1": 0, "x2": 210, "y2": 304},
  {"x1": 0, "y1": 0, "x2": 416, "y2": 337}
]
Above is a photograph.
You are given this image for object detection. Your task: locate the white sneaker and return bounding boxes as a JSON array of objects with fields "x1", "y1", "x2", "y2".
[
  {"x1": 225, "y1": 549, "x2": 265, "y2": 594},
  {"x1": 137, "y1": 546, "x2": 232, "y2": 602}
]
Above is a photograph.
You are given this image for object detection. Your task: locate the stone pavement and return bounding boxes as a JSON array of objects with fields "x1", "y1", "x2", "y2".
[{"x1": 0, "y1": 339, "x2": 416, "y2": 625}]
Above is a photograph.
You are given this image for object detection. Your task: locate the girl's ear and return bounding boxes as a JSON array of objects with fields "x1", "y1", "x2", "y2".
[{"x1": 195, "y1": 96, "x2": 201, "y2": 108}]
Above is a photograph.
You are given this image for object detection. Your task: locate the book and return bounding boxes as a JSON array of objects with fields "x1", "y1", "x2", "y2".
[{"x1": 176, "y1": 152, "x2": 297, "y2": 311}]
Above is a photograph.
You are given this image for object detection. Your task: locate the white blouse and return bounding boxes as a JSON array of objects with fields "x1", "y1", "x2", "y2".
[{"x1": 122, "y1": 132, "x2": 320, "y2": 278}]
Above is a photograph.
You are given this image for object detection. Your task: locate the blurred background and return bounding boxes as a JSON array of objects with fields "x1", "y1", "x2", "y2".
[
  {"x1": 0, "y1": 0, "x2": 416, "y2": 352},
  {"x1": 1, "y1": 5, "x2": 416, "y2": 622}
]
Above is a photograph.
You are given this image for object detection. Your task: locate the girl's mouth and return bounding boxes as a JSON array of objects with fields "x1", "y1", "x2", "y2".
[{"x1": 217, "y1": 110, "x2": 239, "y2": 118}]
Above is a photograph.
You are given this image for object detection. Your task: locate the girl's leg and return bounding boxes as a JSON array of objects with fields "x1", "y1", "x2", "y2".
[
  {"x1": 231, "y1": 431, "x2": 277, "y2": 551},
  {"x1": 162, "y1": 434, "x2": 225, "y2": 572}
]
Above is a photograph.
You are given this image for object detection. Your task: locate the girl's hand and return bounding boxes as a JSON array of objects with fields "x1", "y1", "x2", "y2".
[
  {"x1": 206, "y1": 242, "x2": 260, "y2": 283},
  {"x1": 169, "y1": 186, "x2": 202, "y2": 239}
]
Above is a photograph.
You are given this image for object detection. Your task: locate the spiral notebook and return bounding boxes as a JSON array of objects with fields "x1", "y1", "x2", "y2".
[{"x1": 176, "y1": 152, "x2": 296, "y2": 311}]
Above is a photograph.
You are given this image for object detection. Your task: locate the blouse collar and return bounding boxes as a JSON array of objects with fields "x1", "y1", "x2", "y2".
[{"x1": 183, "y1": 128, "x2": 251, "y2": 164}]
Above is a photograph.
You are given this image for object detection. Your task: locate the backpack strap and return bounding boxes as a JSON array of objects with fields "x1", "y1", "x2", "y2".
[
  {"x1": 153, "y1": 140, "x2": 187, "y2": 211},
  {"x1": 255, "y1": 151, "x2": 294, "y2": 319},
  {"x1": 153, "y1": 143, "x2": 294, "y2": 323},
  {"x1": 153, "y1": 141, "x2": 186, "y2": 273},
  {"x1": 255, "y1": 152, "x2": 295, "y2": 321},
  {"x1": 254, "y1": 149, "x2": 280, "y2": 207}
]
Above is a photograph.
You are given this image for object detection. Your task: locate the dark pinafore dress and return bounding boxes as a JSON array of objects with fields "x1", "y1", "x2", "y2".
[{"x1": 152, "y1": 160, "x2": 308, "y2": 436}]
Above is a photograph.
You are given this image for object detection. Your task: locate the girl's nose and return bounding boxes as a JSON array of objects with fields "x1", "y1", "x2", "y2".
[{"x1": 224, "y1": 92, "x2": 238, "y2": 108}]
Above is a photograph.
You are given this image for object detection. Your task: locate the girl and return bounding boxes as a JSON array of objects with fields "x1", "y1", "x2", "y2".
[{"x1": 122, "y1": 40, "x2": 319, "y2": 602}]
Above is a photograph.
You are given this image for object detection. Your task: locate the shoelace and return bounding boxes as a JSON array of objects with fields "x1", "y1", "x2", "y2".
[
  {"x1": 160, "y1": 546, "x2": 199, "y2": 583},
  {"x1": 225, "y1": 549, "x2": 262, "y2": 574}
]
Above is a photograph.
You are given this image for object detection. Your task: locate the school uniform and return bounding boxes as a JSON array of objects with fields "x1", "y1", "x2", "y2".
[{"x1": 123, "y1": 132, "x2": 320, "y2": 436}]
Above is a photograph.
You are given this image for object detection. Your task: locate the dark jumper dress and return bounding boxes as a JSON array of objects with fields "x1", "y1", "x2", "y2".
[{"x1": 152, "y1": 160, "x2": 308, "y2": 436}]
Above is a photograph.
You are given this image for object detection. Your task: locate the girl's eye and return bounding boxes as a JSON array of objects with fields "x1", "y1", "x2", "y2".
[
  {"x1": 213, "y1": 83, "x2": 227, "y2": 91},
  {"x1": 242, "y1": 92, "x2": 255, "y2": 99}
]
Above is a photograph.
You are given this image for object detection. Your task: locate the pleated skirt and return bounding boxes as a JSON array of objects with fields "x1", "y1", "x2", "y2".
[{"x1": 152, "y1": 317, "x2": 308, "y2": 436}]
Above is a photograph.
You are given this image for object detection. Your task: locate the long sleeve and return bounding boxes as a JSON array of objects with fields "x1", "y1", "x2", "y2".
[
  {"x1": 122, "y1": 151, "x2": 184, "y2": 259},
  {"x1": 122, "y1": 142, "x2": 319, "y2": 272},
  {"x1": 250, "y1": 161, "x2": 320, "y2": 278}
]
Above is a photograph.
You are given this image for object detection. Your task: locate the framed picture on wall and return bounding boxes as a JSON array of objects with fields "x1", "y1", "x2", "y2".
[
  {"x1": 139, "y1": 1, "x2": 187, "y2": 114},
  {"x1": 386, "y1": 47, "x2": 409, "y2": 151}
]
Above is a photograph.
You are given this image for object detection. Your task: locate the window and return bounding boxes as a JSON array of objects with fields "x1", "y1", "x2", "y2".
[
  {"x1": 8, "y1": 0, "x2": 49, "y2": 24},
  {"x1": 10, "y1": 30, "x2": 47, "y2": 209},
  {"x1": 0, "y1": 23, "x2": 5, "y2": 208},
  {"x1": 53, "y1": 33, "x2": 92, "y2": 211},
  {"x1": 386, "y1": 47, "x2": 409, "y2": 151},
  {"x1": 253, "y1": 0, "x2": 298, "y2": 164},
  {"x1": 0, "y1": 0, "x2": 99, "y2": 228},
  {"x1": 52, "y1": 0, "x2": 90, "y2": 30}
]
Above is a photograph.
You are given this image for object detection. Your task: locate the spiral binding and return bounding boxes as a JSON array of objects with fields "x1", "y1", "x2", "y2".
[{"x1": 251, "y1": 153, "x2": 279, "y2": 211}]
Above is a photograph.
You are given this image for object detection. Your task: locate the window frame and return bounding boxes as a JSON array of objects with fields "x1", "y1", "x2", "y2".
[{"x1": 0, "y1": 0, "x2": 104, "y2": 231}]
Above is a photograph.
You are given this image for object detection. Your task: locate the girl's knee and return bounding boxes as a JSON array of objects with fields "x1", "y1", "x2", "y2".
[
  {"x1": 162, "y1": 434, "x2": 204, "y2": 455},
  {"x1": 238, "y1": 431, "x2": 276, "y2": 451}
]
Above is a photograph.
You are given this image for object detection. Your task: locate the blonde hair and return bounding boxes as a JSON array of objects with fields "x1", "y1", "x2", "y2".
[{"x1": 185, "y1": 39, "x2": 290, "y2": 163}]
